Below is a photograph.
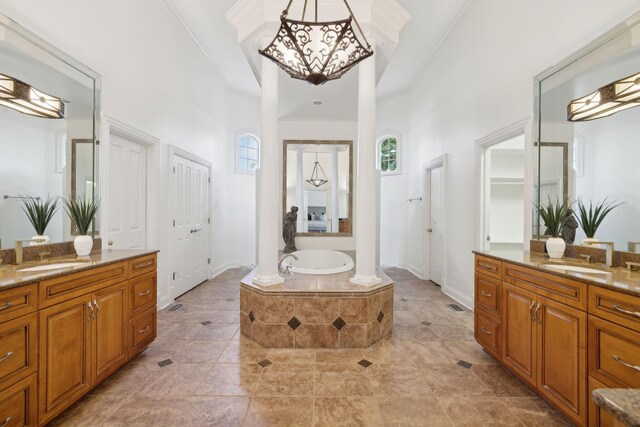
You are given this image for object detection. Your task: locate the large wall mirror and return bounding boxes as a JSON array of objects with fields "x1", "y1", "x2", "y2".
[
  {"x1": 283, "y1": 140, "x2": 353, "y2": 236},
  {"x1": 0, "y1": 14, "x2": 101, "y2": 249},
  {"x1": 534, "y1": 12, "x2": 640, "y2": 252}
]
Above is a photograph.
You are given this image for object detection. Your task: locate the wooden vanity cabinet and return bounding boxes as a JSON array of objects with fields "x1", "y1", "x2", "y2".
[{"x1": 474, "y1": 254, "x2": 588, "y2": 426}]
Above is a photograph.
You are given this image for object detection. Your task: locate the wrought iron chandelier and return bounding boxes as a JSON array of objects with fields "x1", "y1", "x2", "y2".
[
  {"x1": 306, "y1": 153, "x2": 328, "y2": 187},
  {"x1": 567, "y1": 71, "x2": 640, "y2": 121},
  {"x1": 0, "y1": 73, "x2": 65, "y2": 119},
  {"x1": 259, "y1": 0, "x2": 374, "y2": 85}
]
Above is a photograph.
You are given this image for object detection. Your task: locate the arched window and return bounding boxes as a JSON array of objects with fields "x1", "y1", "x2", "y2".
[
  {"x1": 377, "y1": 133, "x2": 401, "y2": 175},
  {"x1": 236, "y1": 132, "x2": 260, "y2": 174}
]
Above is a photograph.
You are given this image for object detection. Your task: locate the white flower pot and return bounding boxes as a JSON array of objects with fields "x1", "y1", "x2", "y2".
[
  {"x1": 581, "y1": 237, "x2": 599, "y2": 246},
  {"x1": 74, "y1": 235, "x2": 93, "y2": 257},
  {"x1": 30, "y1": 235, "x2": 50, "y2": 246},
  {"x1": 546, "y1": 237, "x2": 566, "y2": 259}
]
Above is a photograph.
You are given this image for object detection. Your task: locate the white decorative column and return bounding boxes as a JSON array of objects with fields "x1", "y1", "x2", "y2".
[
  {"x1": 351, "y1": 56, "x2": 381, "y2": 286},
  {"x1": 296, "y1": 149, "x2": 304, "y2": 232},
  {"x1": 331, "y1": 149, "x2": 339, "y2": 233},
  {"x1": 254, "y1": 55, "x2": 283, "y2": 286}
]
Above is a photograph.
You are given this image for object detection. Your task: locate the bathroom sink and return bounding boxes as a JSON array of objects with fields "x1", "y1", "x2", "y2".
[
  {"x1": 18, "y1": 262, "x2": 91, "y2": 272},
  {"x1": 543, "y1": 264, "x2": 610, "y2": 275}
]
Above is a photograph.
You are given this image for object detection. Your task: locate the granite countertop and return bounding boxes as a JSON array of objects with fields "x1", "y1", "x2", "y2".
[
  {"x1": 473, "y1": 250, "x2": 640, "y2": 297},
  {"x1": 592, "y1": 389, "x2": 640, "y2": 427},
  {"x1": 0, "y1": 249, "x2": 159, "y2": 290}
]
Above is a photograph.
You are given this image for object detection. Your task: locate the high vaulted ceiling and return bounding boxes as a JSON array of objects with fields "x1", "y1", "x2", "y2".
[{"x1": 163, "y1": 0, "x2": 469, "y2": 120}]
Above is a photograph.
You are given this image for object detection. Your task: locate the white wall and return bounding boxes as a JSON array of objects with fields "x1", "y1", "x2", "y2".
[
  {"x1": 380, "y1": 0, "x2": 640, "y2": 307},
  {"x1": 278, "y1": 120, "x2": 357, "y2": 250},
  {"x1": 0, "y1": 0, "x2": 260, "y2": 307}
]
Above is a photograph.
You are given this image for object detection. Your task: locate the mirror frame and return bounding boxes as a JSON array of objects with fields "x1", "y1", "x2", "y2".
[{"x1": 283, "y1": 139, "x2": 354, "y2": 237}]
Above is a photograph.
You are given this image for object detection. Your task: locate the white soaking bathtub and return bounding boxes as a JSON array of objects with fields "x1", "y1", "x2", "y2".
[{"x1": 282, "y1": 250, "x2": 354, "y2": 275}]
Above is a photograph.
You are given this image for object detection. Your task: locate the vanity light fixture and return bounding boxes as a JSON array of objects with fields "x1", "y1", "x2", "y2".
[
  {"x1": 306, "y1": 152, "x2": 328, "y2": 187},
  {"x1": 567, "y1": 71, "x2": 640, "y2": 121},
  {"x1": 259, "y1": 0, "x2": 374, "y2": 85},
  {"x1": 0, "y1": 73, "x2": 65, "y2": 119}
]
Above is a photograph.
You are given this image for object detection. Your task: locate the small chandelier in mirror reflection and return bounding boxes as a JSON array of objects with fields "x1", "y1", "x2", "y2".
[
  {"x1": 306, "y1": 153, "x2": 328, "y2": 187},
  {"x1": 567, "y1": 71, "x2": 640, "y2": 121},
  {"x1": 259, "y1": 0, "x2": 374, "y2": 85},
  {"x1": 0, "y1": 73, "x2": 65, "y2": 119}
]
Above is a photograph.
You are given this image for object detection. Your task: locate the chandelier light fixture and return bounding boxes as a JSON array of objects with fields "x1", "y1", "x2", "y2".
[
  {"x1": 567, "y1": 71, "x2": 640, "y2": 121},
  {"x1": 259, "y1": 0, "x2": 374, "y2": 85},
  {"x1": 0, "y1": 73, "x2": 65, "y2": 119},
  {"x1": 306, "y1": 152, "x2": 328, "y2": 187}
]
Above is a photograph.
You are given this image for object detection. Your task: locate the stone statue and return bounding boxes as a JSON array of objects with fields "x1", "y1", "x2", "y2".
[
  {"x1": 283, "y1": 206, "x2": 298, "y2": 253},
  {"x1": 562, "y1": 208, "x2": 579, "y2": 244}
]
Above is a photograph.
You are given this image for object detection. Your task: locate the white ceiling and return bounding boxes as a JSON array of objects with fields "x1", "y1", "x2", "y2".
[{"x1": 164, "y1": 0, "x2": 469, "y2": 120}]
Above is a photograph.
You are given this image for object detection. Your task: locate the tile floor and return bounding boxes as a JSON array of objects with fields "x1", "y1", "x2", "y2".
[{"x1": 51, "y1": 267, "x2": 571, "y2": 426}]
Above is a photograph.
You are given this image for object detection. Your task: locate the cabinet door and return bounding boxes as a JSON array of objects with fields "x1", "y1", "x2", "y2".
[
  {"x1": 536, "y1": 296, "x2": 587, "y2": 426},
  {"x1": 39, "y1": 295, "x2": 92, "y2": 425},
  {"x1": 502, "y1": 283, "x2": 536, "y2": 386},
  {"x1": 92, "y1": 282, "x2": 128, "y2": 383}
]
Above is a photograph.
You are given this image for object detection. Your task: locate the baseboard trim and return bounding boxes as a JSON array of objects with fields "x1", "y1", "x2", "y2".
[
  {"x1": 210, "y1": 262, "x2": 242, "y2": 279},
  {"x1": 396, "y1": 263, "x2": 424, "y2": 279},
  {"x1": 441, "y1": 285, "x2": 473, "y2": 311},
  {"x1": 158, "y1": 294, "x2": 172, "y2": 310}
]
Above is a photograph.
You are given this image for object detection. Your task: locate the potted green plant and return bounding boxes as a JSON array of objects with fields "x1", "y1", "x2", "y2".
[
  {"x1": 20, "y1": 195, "x2": 59, "y2": 246},
  {"x1": 63, "y1": 196, "x2": 99, "y2": 256},
  {"x1": 534, "y1": 197, "x2": 571, "y2": 259},
  {"x1": 576, "y1": 198, "x2": 622, "y2": 246}
]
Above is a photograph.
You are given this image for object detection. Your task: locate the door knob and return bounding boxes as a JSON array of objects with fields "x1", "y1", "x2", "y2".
[
  {"x1": 108, "y1": 240, "x2": 113, "y2": 246},
  {"x1": 427, "y1": 229, "x2": 433, "y2": 233}
]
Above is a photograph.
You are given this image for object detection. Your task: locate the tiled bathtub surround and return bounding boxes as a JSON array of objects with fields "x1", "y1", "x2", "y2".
[
  {"x1": 48, "y1": 267, "x2": 569, "y2": 426},
  {"x1": 240, "y1": 268, "x2": 394, "y2": 348}
]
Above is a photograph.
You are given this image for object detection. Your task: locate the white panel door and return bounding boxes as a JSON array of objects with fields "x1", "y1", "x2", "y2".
[
  {"x1": 107, "y1": 134, "x2": 146, "y2": 249},
  {"x1": 172, "y1": 155, "x2": 210, "y2": 298},
  {"x1": 429, "y1": 166, "x2": 444, "y2": 285}
]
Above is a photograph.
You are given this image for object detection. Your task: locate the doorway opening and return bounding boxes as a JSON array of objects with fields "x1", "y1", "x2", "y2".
[{"x1": 423, "y1": 154, "x2": 447, "y2": 287}]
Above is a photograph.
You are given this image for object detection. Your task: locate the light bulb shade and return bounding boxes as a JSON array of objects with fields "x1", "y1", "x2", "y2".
[
  {"x1": 567, "y1": 72, "x2": 640, "y2": 121},
  {"x1": 306, "y1": 158, "x2": 328, "y2": 187},
  {"x1": 0, "y1": 73, "x2": 65, "y2": 119},
  {"x1": 259, "y1": 16, "x2": 373, "y2": 85}
]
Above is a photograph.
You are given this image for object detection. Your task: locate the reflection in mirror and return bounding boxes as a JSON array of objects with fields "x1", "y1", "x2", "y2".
[
  {"x1": 535, "y1": 16, "x2": 640, "y2": 252},
  {"x1": 71, "y1": 139, "x2": 99, "y2": 235},
  {"x1": 0, "y1": 15, "x2": 100, "y2": 249},
  {"x1": 284, "y1": 140, "x2": 353, "y2": 236}
]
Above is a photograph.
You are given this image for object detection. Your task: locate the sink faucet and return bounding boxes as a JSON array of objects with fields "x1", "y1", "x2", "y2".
[
  {"x1": 278, "y1": 253, "x2": 298, "y2": 274},
  {"x1": 15, "y1": 238, "x2": 46, "y2": 264},
  {"x1": 584, "y1": 241, "x2": 615, "y2": 267}
]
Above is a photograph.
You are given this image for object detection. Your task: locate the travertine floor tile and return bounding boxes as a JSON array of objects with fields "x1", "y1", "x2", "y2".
[
  {"x1": 50, "y1": 394, "x2": 127, "y2": 426},
  {"x1": 376, "y1": 396, "x2": 453, "y2": 426},
  {"x1": 255, "y1": 363, "x2": 315, "y2": 396},
  {"x1": 244, "y1": 396, "x2": 314, "y2": 427},
  {"x1": 315, "y1": 363, "x2": 373, "y2": 396},
  {"x1": 503, "y1": 397, "x2": 573, "y2": 426},
  {"x1": 438, "y1": 397, "x2": 522, "y2": 426},
  {"x1": 471, "y1": 365, "x2": 536, "y2": 397},
  {"x1": 314, "y1": 396, "x2": 384, "y2": 427},
  {"x1": 197, "y1": 363, "x2": 263, "y2": 396}
]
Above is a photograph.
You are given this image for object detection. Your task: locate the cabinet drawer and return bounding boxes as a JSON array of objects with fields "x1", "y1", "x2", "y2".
[
  {"x1": 589, "y1": 286, "x2": 640, "y2": 332},
  {"x1": 475, "y1": 308, "x2": 501, "y2": 359},
  {"x1": 475, "y1": 273, "x2": 501, "y2": 319},
  {"x1": 129, "y1": 271, "x2": 156, "y2": 318},
  {"x1": 475, "y1": 255, "x2": 502, "y2": 280},
  {"x1": 128, "y1": 254, "x2": 157, "y2": 279},
  {"x1": 0, "y1": 285, "x2": 37, "y2": 325},
  {"x1": 0, "y1": 313, "x2": 37, "y2": 390},
  {"x1": 0, "y1": 373, "x2": 37, "y2": 427},
  {"x1": 129, "y1": 306, "x2": 156, "y2": 357},
  {"x1": 40, "y1": 262, "x2": 128, "y2": 308},
  {"x1": 503, "y1": 262, "x2": 587, "y2": 310},
  {"x1": 589, "y1": 316, "x2": 640, "y2": 388}
]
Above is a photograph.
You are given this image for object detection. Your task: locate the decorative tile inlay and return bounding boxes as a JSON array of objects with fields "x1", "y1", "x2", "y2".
[
  {"x1": 357, "y1": 359, "x2": 372, "y2": 368},
  {"x1": 249, "y1": 311, "x2": 255, "y2": 323},
  {"x1": 449, "y1": 304, "x2": 464, "y2": 312},
  {"x1": 421, "y1": 321, "x2": 432, "y2": 326},
  {"x1": 201, "y1": 321, "x2": 212, "y2": 326},
  {"x1": 287, "y1": 316, "x2": 302, "y2": 330},
  {"x1": 457, "y1": 360, "x2": 473, "y2": 369},
  {"x1": 157, "y1": 358, "x2": 173, "y2": 367},
  {"x1": 168, "y1": 304, "x2": 183, "y2": 312},
  {"x1": 332, "y1": 317, "x2": 347, "y2": 331},
  {"x1": 257, "y1": 359, "x2": 273, "y2": 368},
  {"x1": 377, "y1": 311, "x2": 385, "y2": 323}
]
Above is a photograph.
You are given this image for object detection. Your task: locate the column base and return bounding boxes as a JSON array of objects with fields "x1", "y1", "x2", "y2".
[
  {"x1": 253, "y1": 274, "x2": 285, "y2": 286},
  {"x1": 349, "y1": 274, "x2": 382, "y2": 286}
]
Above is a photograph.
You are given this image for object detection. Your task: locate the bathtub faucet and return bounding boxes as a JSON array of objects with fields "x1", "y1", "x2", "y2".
[{"x1": 279, "y1": 254, "x2": 298, "y2": 274}]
